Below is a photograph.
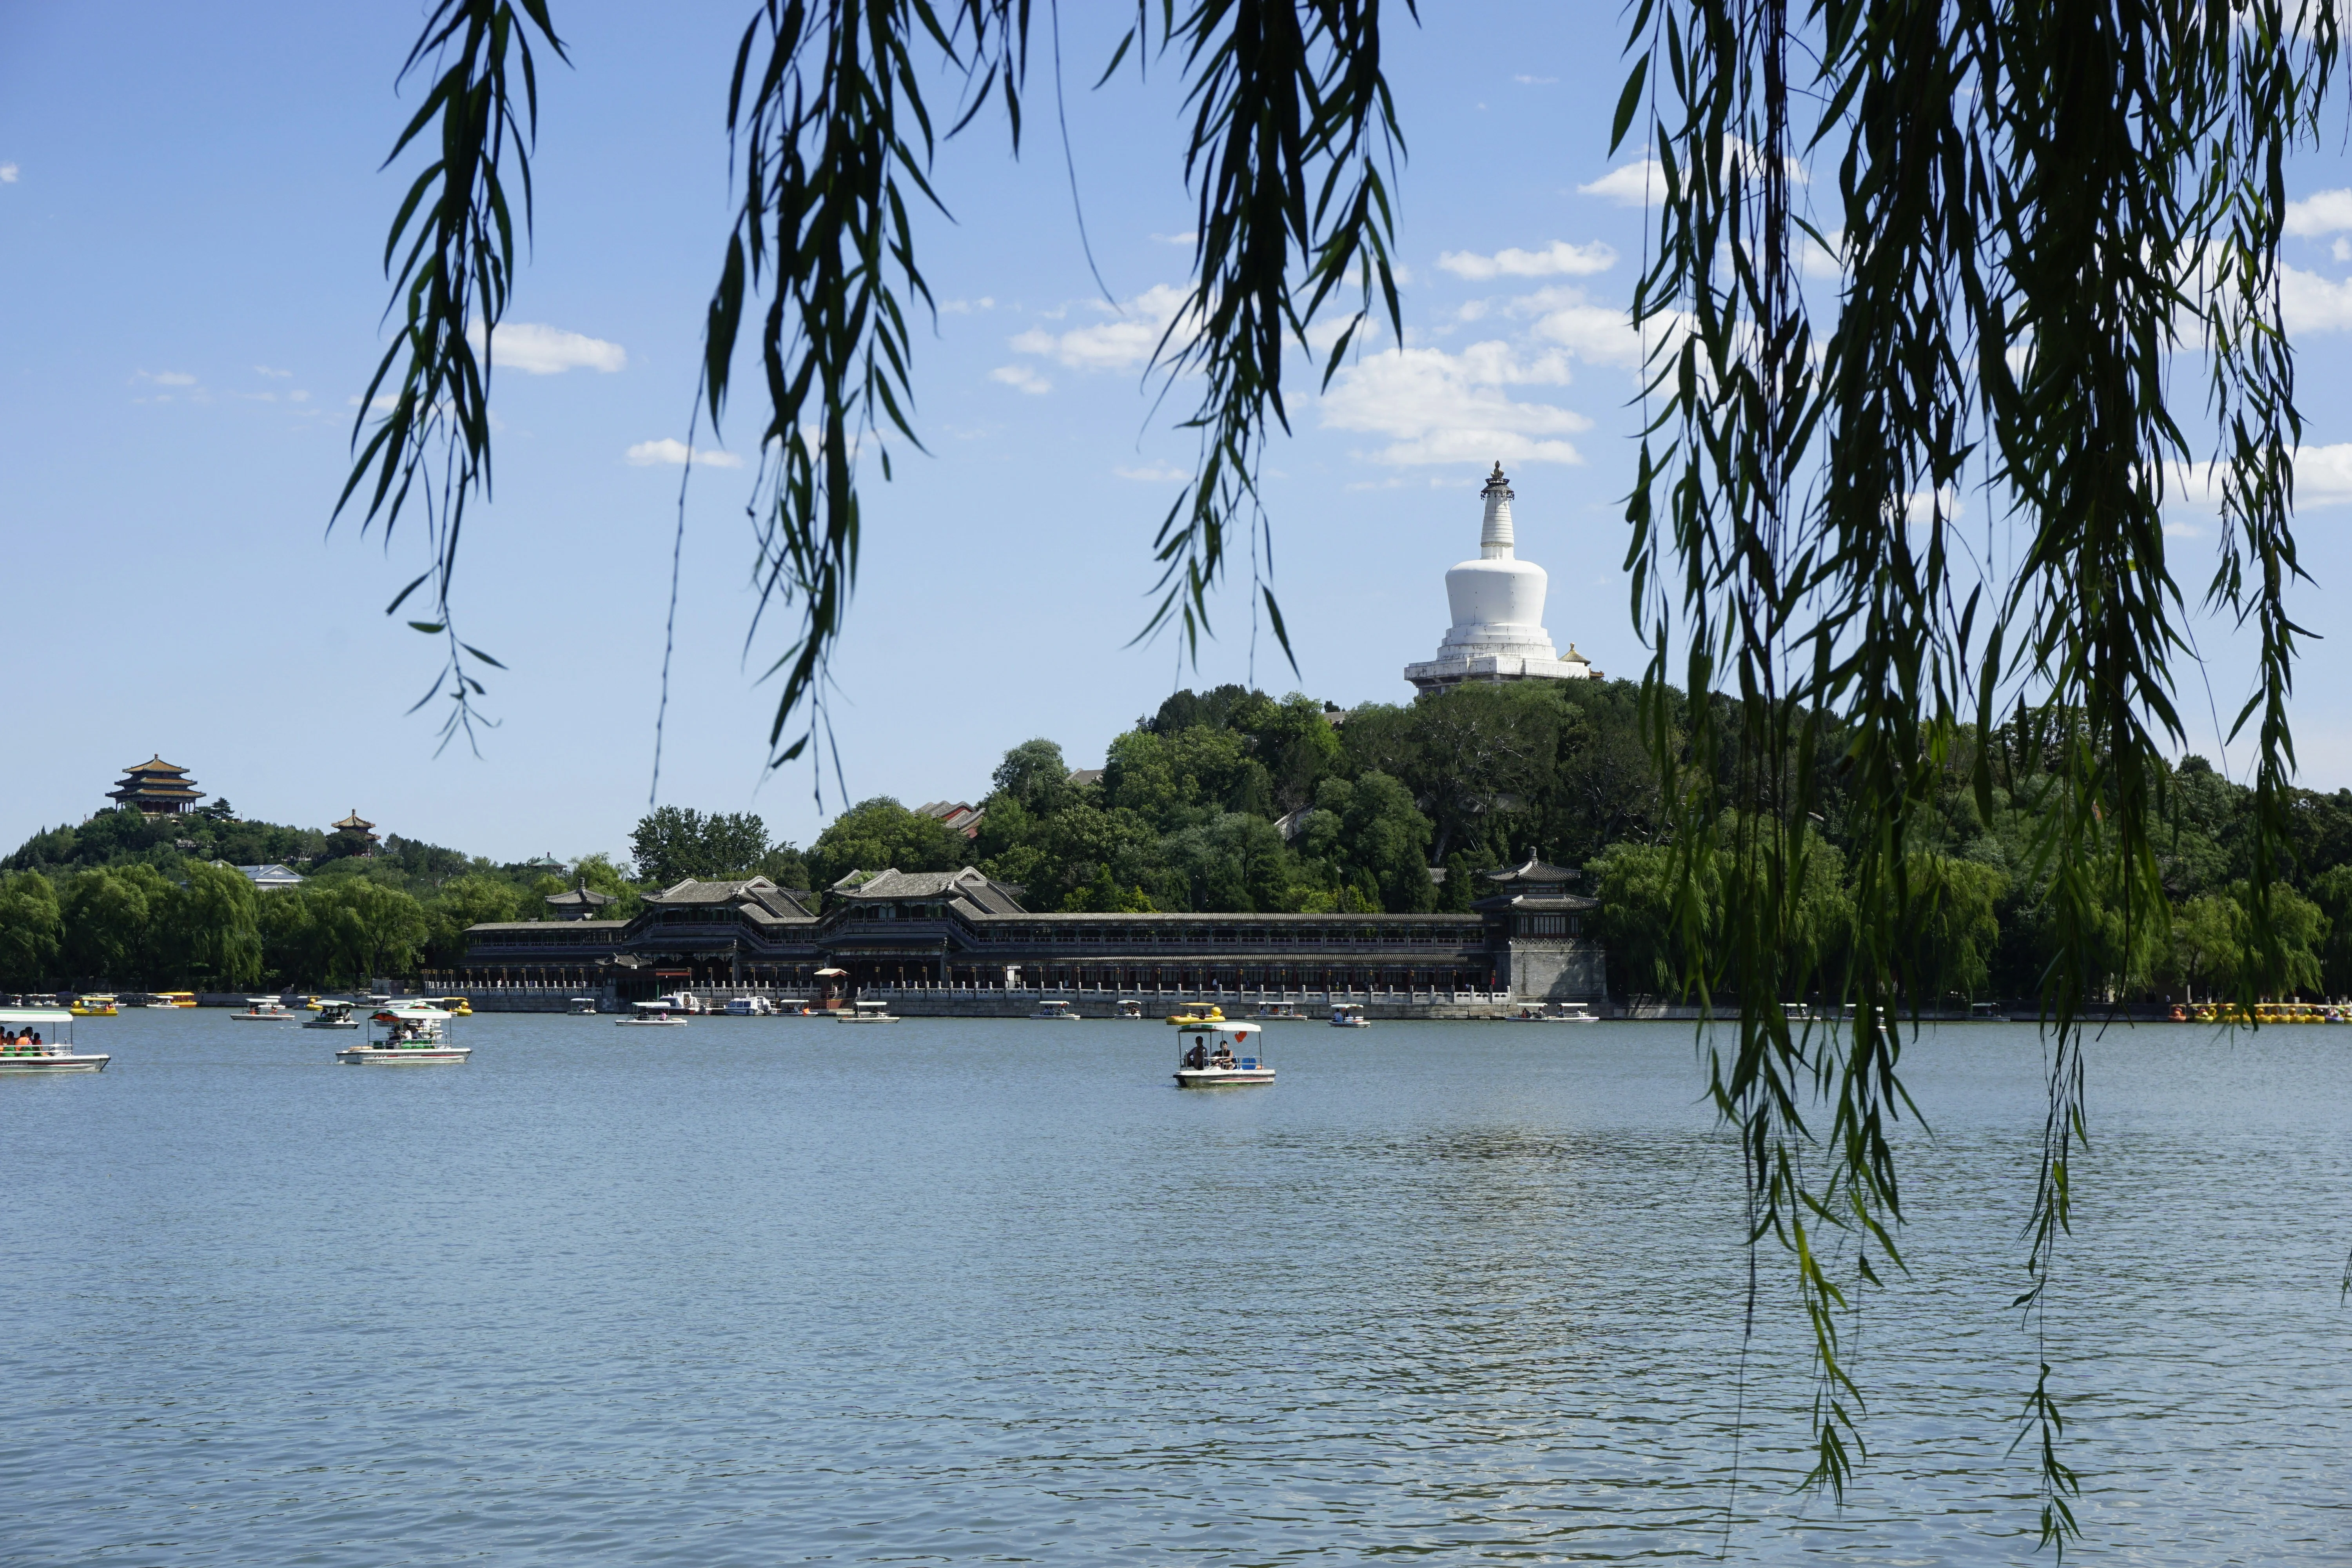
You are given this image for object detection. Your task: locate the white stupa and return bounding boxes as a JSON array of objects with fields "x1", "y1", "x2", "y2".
[{"x1": 1403, "y1": 463, "x2": 1597, "y2": 693}]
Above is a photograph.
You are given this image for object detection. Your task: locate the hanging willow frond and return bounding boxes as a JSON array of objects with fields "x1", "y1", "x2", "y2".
[
  {"x1": 1624, "y1": 0, "x2": 2337, "y2": 1549},
  {"x1": 354, "y1": 2, "x2": 1407, "y2": 779},
  {"x1": 341, "y1": 0, "x2": 563, "y2": 753}
]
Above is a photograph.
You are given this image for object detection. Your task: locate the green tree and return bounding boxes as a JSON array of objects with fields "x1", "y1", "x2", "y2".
[
  {"x1": 158, "y1": 861, "x2": 264, "y2": 990},
  {"x1": 1885, "y1": 854, "x2": 2003, "y2": 1007},
  {"x1": 0, "y1": 871, "x2": 63, "y2": 989},
  {"x1": 60, "y1": 865, "x2": 170, "y2": 986},
  {"x1": 992, "y1": 739, "x2": 1072, "y2": 815},
  {"x1": 807, "y1": 798, "x2": 965, "y2": 892},
  {"x1": 629, "y1": 807, "x2": 776, "y2": 886},
  {"x1": 1336, "y1": 771, "x2": 1434, "y2": 914},
  {"x1": 313, "y1": 880, "x2": 431, "y2": 987},
  {"x1": 424, "y1": 875, "x2": 523, "y2": 971}
]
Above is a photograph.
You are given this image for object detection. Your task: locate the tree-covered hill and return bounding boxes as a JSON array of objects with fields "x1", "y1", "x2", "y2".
[{"x1": 13, "y1": 679, "x2": 2352, "y2": 1005}]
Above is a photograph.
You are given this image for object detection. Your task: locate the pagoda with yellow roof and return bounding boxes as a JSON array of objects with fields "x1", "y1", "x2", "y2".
[
  {"x1": 107, "y1": 755, "x2": 205, "y2": 816},
  {"x1": 331, "y1": 809, "x2": 381, "y2": 855}
]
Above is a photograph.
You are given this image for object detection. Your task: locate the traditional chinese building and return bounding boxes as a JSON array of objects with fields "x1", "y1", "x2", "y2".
[
  {"x1": 451, "y1": 864, "x2": 1610, "y2": 1005},
  {"x1": 1472, "y1": 857, "x2": 1603, "y2": 1000},
  {"x1": 331, "y1": 810, "x2": 380, "y2": 854},
  {"x1": 107, "y1": 755, "x2": 205, "y2": 816},
  {"x1": 544, "y1": 878, "x2": 616, "y2": 920}
]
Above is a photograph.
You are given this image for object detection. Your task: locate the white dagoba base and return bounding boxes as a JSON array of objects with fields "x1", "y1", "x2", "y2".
[{"x1": 1405, "y1": 651, "x2": 1595, "y2": 691}]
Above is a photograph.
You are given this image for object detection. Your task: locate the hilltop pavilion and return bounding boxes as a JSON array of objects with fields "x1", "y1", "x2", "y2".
[
  {"x1": 1404, "y1": 464, "x2": 1600, "y2": 693},
  {"x1": 108, "y1": 755, "x2": 205, "y2": 816}
]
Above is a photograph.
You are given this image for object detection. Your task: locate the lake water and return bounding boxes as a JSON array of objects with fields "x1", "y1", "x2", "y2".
[{"x1": 6, "y1": 1009, "x2": 2349, "y2": 1565}]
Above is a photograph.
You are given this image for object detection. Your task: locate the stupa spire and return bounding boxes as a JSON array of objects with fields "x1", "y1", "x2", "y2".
[{"x1": 1480, "y1": 461, "x2": 1516, "y2": 557}]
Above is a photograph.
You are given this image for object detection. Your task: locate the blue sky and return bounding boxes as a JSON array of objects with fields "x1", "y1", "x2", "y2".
[{"x1": 5, "y1": 3, "x2": 2352, "y2": 865}]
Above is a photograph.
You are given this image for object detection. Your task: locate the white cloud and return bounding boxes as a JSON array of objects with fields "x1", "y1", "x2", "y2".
[
  {"x1": 1508, "y1": 285, "x2": 1650, "y2": 368},
  {"x1": 2296, "y1": 444, "x2": 2352, "y2": 504},
  {"x1": 1578, "y1": 140, "x2": 1806, "y2": 209},
  {"x1": 2285, "y1": 188, "x2": 2352, "y2": 236},
  {"x1": 467, "y1": 320, "x2": 626, "y2": 375},
  {"x1": 624, "y1": 438, "x2": 742, "y2": 469},
  {"x1": 1318, "y1": 341, "x2": 1590, "y2": 466},
  {"x1": 939, "y1": 297, "x2": 996, "y2": 314},
  {"x1": 1581, "y1": 157, "x2": 1663, "y2": 207},
  {"x1": 1512, "y1": 74, "x2": 1558, "y2": 85},
  {"x1": 2283, "y1": 264, "x2": 2352, "y2": 333},
  {"x1": 254, "y1": 365, "x2": 292, "y2": 378},
  {"x1": 1010, "y1": 283, "x2": 1192, "y2": 372},
  {"x1": 1150, "y1": 231, "x2": 1197, "y2": 247},
  {"x1": 2171, "y1": 445, "x2": 2352, "y2": 510},
  {"x1": 0, "y1": 163, "x2": 16, "y2": 183},
  {"x1": 989, "y1": 364, "x2": 1052, "y2": 395},
  {"x1": 1116, "y1": 461, "x2": 1189, "y2": 482},
  {"x1": 2336, "y1": 238, "x2": 2351, "y2": 263},
  {"x1": 134, "y1": 369, "x2": 197, "y2": 386},
  {"x1": 1437, "y1": 240, "x2": 1617, "y2": 280}
]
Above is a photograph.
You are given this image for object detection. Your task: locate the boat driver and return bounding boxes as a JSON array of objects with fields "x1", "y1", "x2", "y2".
[
  {"x1": 1184, "y1": 1041, "x2": 1208, "y2": 1070},
  {"x1": 1210, "y1": 1042, "x2": 1236, "y2": 1069}
]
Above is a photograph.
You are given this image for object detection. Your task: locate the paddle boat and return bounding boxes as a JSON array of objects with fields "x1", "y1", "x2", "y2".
[
  {"x1": 1173, "y1": 1019, "x2": 1275, "y2": 1087},
  {"x1": 416, "y1": 995, "x2": 474, "y2": 1016},
  {"x1": 1250, "y1": 1000, "x2": 1303, "y2": 1021},
  {"x1": 68, "y1": 993, "x2": 119, "y2": 1017},
  {"x1": 145, "y1": 991, "x2": 194, "y2": 1009},
  {"x1": 0, "y1": 1008, "x2": 109, "y2": 1072},
  {"x1": 568, "y1": 996, "x2": 599, "y2": 1015},
  {"x1": 230, "y1": 996, "x2": 296, "y2": 1021},
  {"x1": 1115, "y1": 998, "x2": 1144, "y2": 1020},
  {"x1": 1167, "y1": 1004, "x2": 1226, "y2": 1025},
  {"x1": 302, "y1": 999, "x2": 361, "y2": 1030},
  {"x1": 1030, "y1": 999, "x2": 1081, "y2": 1021},
  {"x1": 617, "y1": 1001, "x2": 690, "y2": 1028},
  {"x1": 1330, "y1": 1002, "x2": 1370, "y2": 1029},
  {"x1": 338, "y1": 1006, "x2": 470, "y2": 1064},
  {"x1": 837, "y1": 999, "x2": 900, "y2": 1023}
]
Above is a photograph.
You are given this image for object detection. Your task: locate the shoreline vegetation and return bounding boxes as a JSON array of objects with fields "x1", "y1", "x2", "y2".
[{"x1": 5, "y1": 680, "x2": 2350, "y2": 1001}]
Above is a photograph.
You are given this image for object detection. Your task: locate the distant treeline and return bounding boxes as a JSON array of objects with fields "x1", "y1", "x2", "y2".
[
  {"x1": 0, "y1": 804, "x2": 807, "y2": 993},
  {"x1": 10, "y1": 679, "x2": 2352, "y2": 1002}
]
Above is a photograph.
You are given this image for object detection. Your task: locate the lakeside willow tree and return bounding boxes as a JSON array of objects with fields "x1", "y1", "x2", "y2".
[{"x1": 345, "y1": 1, "x2": 2344, "y2": 1550}]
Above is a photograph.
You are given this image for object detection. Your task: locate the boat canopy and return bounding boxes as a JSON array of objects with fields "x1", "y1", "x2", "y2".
[
  {"x1": 376, "y1": 1006, "x2": 449, "y2": 1021},
  {"x1": 0, "y1": 1009, "x2": 71, "y2": 1025},
  {"x1": 815, "y1": 967, "x2": 849, "y2": 977}
]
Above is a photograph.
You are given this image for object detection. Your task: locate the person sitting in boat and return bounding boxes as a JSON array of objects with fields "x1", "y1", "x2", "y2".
[
  {"x1": 1184, "y1": 1041, "x2": 1207, "y2": 1070},
  {"x1": 1210, "y1": 1042, "x2": 1236, "y2": 1069}
]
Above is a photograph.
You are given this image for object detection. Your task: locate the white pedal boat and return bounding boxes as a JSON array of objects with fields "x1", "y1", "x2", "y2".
[
  {"x1": 338, "y1": 1007, "x2": 470, "y2": 1064},
  {"x1": 1173, "y1": 1020, "x2": 1275, "y2": 1087}
]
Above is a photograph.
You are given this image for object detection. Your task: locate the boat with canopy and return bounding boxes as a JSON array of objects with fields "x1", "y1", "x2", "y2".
[
  {"x1": 1172, "y1": 1018, "x2": 1274, "y2": 1087},
  {"x1": 337, "y1": 1006, "x2": 470, "y2": 1064},
  {"x1": 0, "y1": 1008, "x2": 109, "y2": 1072}
]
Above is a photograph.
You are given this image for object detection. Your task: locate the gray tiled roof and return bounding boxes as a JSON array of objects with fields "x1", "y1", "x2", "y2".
[
  {"x1": 1484, "y1": 857, "x2": 1584, "y2": 886},
  {"x1": 838, "y1": 866, "x2": 1028, "y2": 914}
]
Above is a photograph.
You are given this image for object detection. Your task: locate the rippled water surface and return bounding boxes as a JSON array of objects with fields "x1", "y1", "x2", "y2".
[{"x1": 7, "y1": 1011, "x2": 2350, "y2": 1564}]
